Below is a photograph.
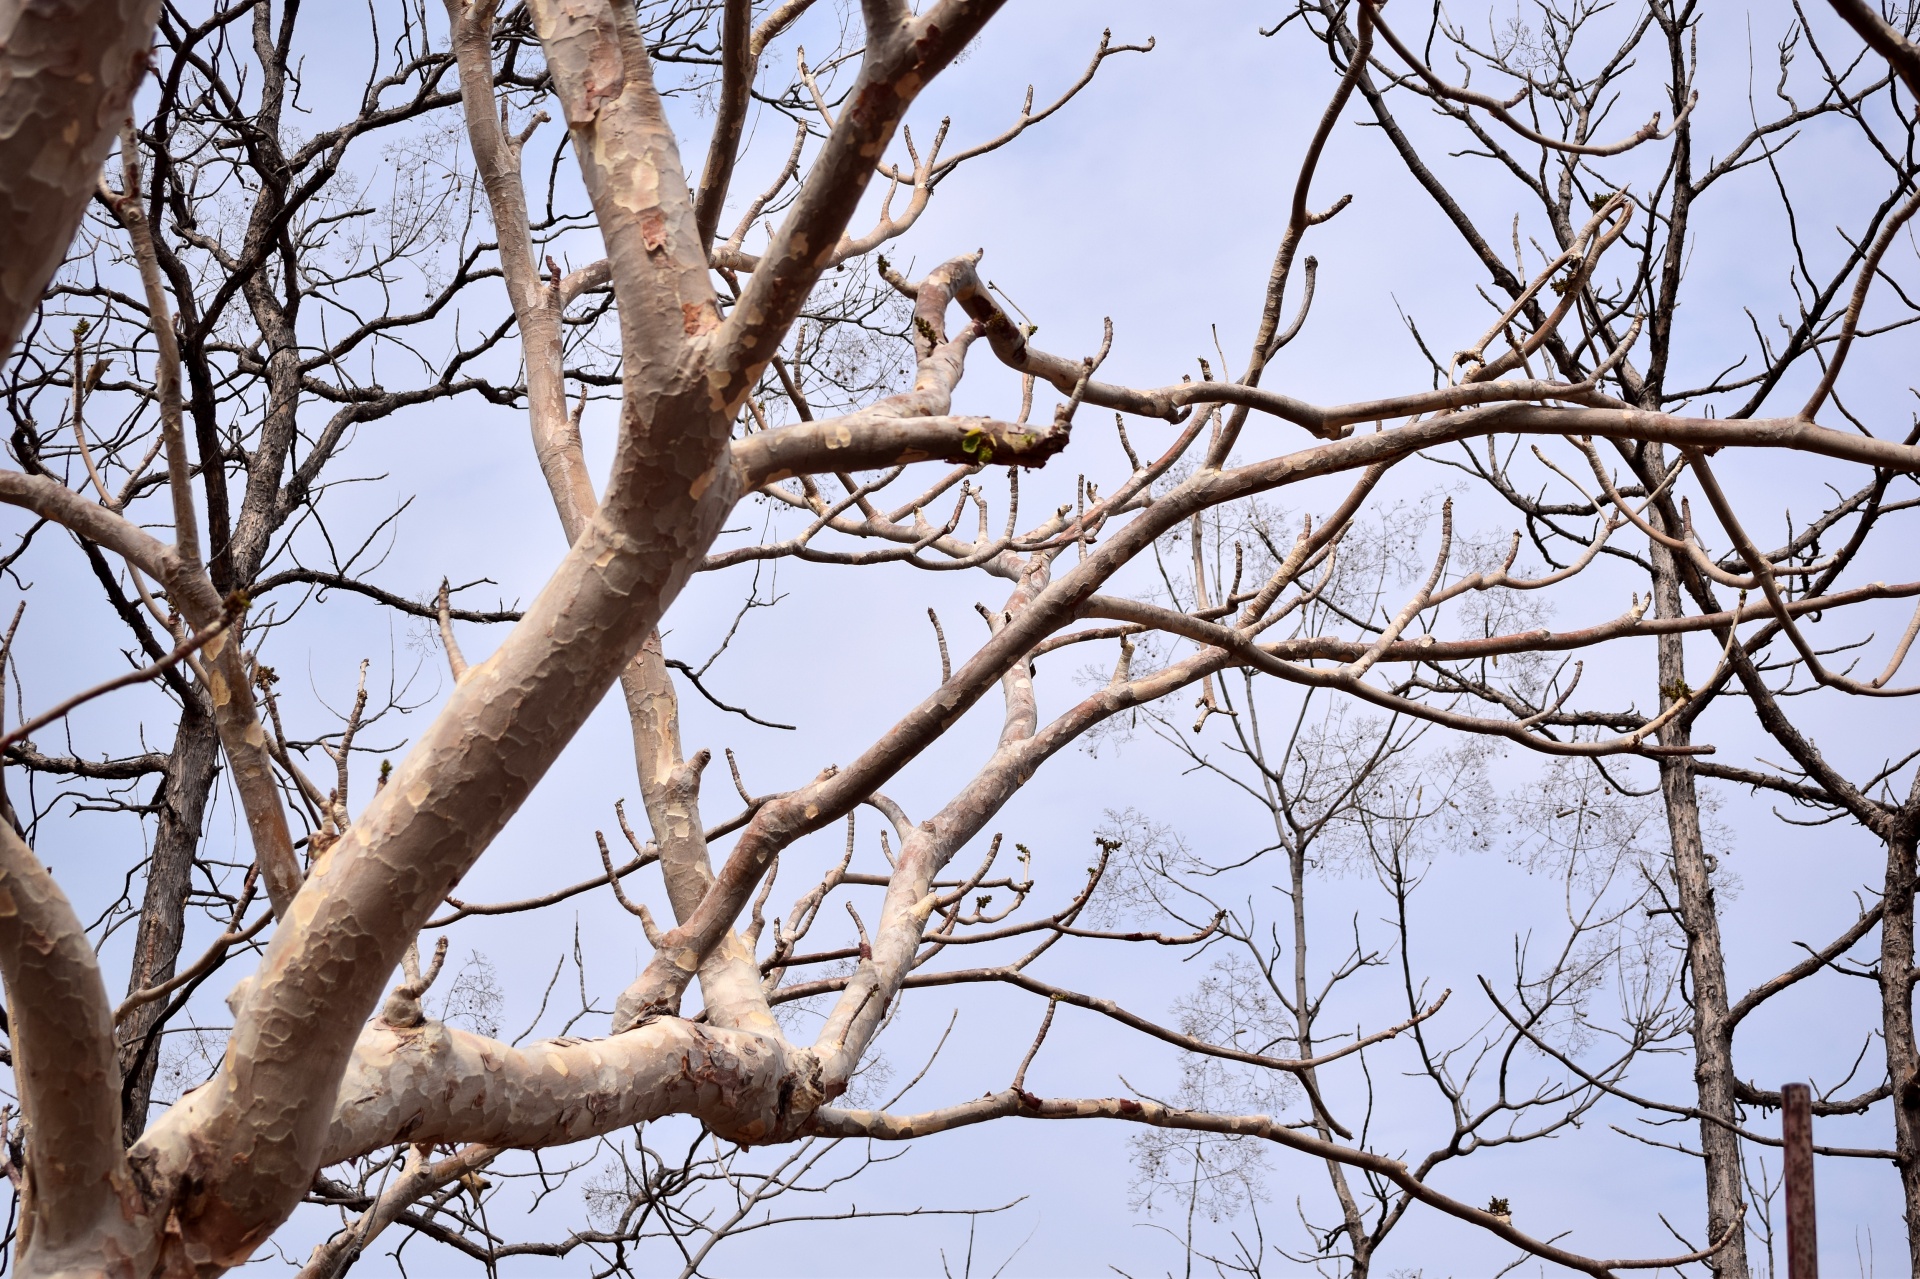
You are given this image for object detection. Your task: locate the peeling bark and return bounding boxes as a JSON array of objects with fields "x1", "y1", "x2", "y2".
[
  {"x1": 1884, "y1": 810, "x2": 1920, "y2": 1272},
  {"x1": 0, "y1": 819, "x2": 149, "y2": 1276},
  {"x1": 0, "y1": 0, "x2": 162, "y2": 357},
  {"x1": 1651, "y1": 534, "x2": 1749, "y2": 1279}
]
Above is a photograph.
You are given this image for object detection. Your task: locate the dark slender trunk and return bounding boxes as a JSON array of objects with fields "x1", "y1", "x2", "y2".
[
  {"x1": 118, "y1": 704, "x2": 220, "y2": 1144},
  {"x1": 1882, "y1": 816, "x2": 1920, "y2": 1273},
  {"x1": 1650, "y1": 530, "x2": 1750, "y2": 1278}
]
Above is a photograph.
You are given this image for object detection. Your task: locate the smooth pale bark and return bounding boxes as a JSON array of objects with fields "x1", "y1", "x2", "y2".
[
  {"x1": 287, "y1": 650, "x2": 1253, "y2": 1173},
  {"x1": 129, "y1": 490, "x2": 742, "y2": 1263},
  {"x1": 303, "y1": 517, "x2": 1301, "y2": 1170},
  {"x1": 441, "y1": 0, "x2": 780, "y2": 1040},
  {"x1": 0, "y1": 0, "x2": 162, "y2": 357},
  {"x1": 320, "y1": 1017, "x2": 820, "y2": 1158},
  {"x1": 100, "y1": 414, "x2": 1741, "y2": 1279},
  {"x1": 0, "y1": 819, "x2": 149, "y2": 1277},
  {"x1": 135, "y1": 0, "x2": 756, "y2": 1164},
  {"x1": 812, "y1": 569, "x2": 1048, "y2": 1087},
  {"x1": 116, "y1": 1, "x2": 1007, "y2": 1264},
  {"x1": 443, "y1": 0, "x2": 595, "y2": 539},
  {"x1": 620, "y1": 637, "x2": 779, "y2": 1035},
  {"x1": 448, "y1": 3, "x2": 1053, "y2": 1048},
  {"x1": 0, "y1": 19, "x2": 1032, "y2": 1261}
]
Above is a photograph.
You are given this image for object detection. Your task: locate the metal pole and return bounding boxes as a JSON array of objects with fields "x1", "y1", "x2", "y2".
[{"x1": 1783, "y1": 1081, "x2": 1817, "y2": 1279}]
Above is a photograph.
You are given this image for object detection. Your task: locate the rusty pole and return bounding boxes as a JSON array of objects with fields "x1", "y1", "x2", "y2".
[{"x1": 1783, "y1": 1081, "x2": 1817, "y2": 1278}]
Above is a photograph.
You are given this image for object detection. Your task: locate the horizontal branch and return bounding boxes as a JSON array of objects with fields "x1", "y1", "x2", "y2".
[
  {"x1": 1087, "y1": 575, "x2": 1920, "y2": 669},
  {"x1": 310, "y1": 1015, "x2": 820, "y2": 1163},
  {"x1": 808, "y1": 1091, "x2": 1733, "y2": 1276},
  {"x1": 853, "y1": 965, "x2": 1446, "y2": 1077},
  {"x1": 732, "y1": 415, "x2": 1070, "y2": 486},
  {"x1": 252, "y1": 569, "x2": 522, "y2": 623},
  {"x1": 426, "y1": 851, "x2": 657, "y2": 928},
  {"x1": 4, "y1": 741, "x2": 168, "y2": 778}
]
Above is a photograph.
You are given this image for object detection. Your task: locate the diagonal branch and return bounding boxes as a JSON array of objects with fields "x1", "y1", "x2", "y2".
[
  {"x1": 692, "y1": 0, "x2": 753, "y2": 251},
  {"x1": 296, "y1": 1143, "x2": 501, "y2": 1279},
  {"x1": 711, "y1": 0, "x2": 1010, "y2": 409},
  {"x1": 0, "y1": 600, "x2": 238, "y2": 761},
  {"x1": 1826, "y1": 0, "x2": 1920, "y2": 98}
]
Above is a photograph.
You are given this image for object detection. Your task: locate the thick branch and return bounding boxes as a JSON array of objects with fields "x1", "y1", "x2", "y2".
[
  {"x1": 0, "y1": 819, "x2": 143, "y2": 1271},
  {"x1": 734, "y1": 414, "x2": 1069, "y2": 485},
  {"x1": 1826, "y1": 0, "x2": 1920, "y2": 98},
  {"x1": 0, "y1": 0, "x2": 162, "y2": 356}
]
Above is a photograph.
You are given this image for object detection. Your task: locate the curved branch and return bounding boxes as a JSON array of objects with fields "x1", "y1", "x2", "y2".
[
  {"x1": 3, "y1": 741, "x2": 168, "y2": 779},
  {"x1": 0, "y1": 818, "x2": 143, "y2": 1271},
  {"x1": 311, "y1": 1016, "x2": 821, "y2": 1162},
  {"x1": 905, "y1": 967, "x2": 1447, "y2": 1077},
  {"x1": 1367, "y1": 1, "x2": 1696, "y2": 158}
]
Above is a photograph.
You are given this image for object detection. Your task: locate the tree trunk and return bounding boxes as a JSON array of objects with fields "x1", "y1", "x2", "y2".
[
  {"x1": 118, "y1": 705, "x2": 221, "y2": 1144},
  {"x1": 1882, "y1": 818, "x2": 1920, "y2": 1272},
  {"x1": 1650, "y1": 529, "x2": 1749, "y2": 1278}
]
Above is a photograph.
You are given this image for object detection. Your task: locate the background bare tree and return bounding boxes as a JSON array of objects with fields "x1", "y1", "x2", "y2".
[{"x1": 1248, "y1": 1, "x2": 1920, "y2": 1274}]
